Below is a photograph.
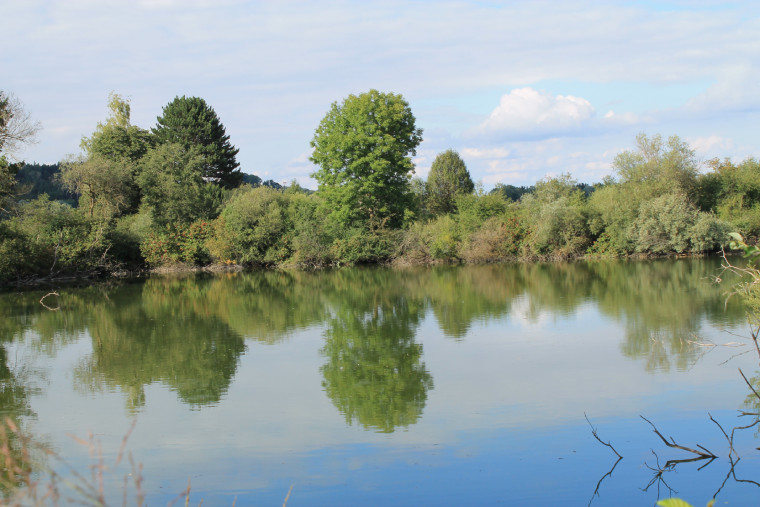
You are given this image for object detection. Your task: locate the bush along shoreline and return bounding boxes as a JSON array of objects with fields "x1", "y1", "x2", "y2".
[{"x1": 4, "y1": 90, "x2": 758, "y2": 289}]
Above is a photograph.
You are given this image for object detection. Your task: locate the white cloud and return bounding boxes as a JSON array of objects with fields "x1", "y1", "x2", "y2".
[
  {"x1": 685, "y1": 65, "x2": 760, "y2": 114},
  {"x1": 689, "y1": 135, "x2": 735, "y2": 154},
  {"x1": 603, "y1": 110, "x2": 640, "y2": 125},
  {"x1": 3, "y1": 0, "x2": 760, "y2": 185},
  {"x1": 478, "y1": 88, "x2": 596, "y2": 135},
  {"x1": 460, "y1": 147, "x2": 511, "y2": 159}
]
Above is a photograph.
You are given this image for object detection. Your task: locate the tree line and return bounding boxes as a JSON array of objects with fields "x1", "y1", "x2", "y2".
[{"x1": 1, "y1": 89, "x2": 759, "y2": 285}]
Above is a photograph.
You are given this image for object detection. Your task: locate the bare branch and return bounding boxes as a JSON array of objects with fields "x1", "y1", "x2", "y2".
[
  {"x1": 709, "y1": 413, "x2": 736, "y2": 460},
  {"x1": 587, "y1": 456, "x2": 621, "y2": 507},
  {"x1": 640, "y1": 415, "x2": 717, "y2": 458},
  {"x1": 0, "y1": 91, "x2": 41, "y2": 160},
  {"x1": 738, "y1": 368, "x2": 760, "y2": 402},
  {"x1": 585, "y1": 413, "x2": 622, "y2": 459},
  {"x1": 39, "y1": 292, "x2": 60, "y2": 311}
]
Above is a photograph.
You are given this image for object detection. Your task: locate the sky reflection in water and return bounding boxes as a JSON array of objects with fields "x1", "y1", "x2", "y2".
[{"x1": 1, "y1": 258, "x2": 759, "y2": 505}]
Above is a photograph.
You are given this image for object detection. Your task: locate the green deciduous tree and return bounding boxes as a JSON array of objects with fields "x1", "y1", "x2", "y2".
[
  {"x1": 153, "y1": 96, "x2": 242, "y2": 189},
  {"x1": 427, "y1": 149, "x2": 474, "y2": 215},
  {"x1": 59, "y1": 154, "x2": 133, "y2": 220},
  {"x1": 138, "y1": 143, "x2": 224, "y2": 227},
  {"x1": 700, "y1": 157, "x2": 760, "y2": 238},
  {"x1": 80, "y1": 93, "x2": 152, "y2": 163},
  {"x1": 310, "y1": 89, "x2": 423, "y2": 229},
  {"x1": 61, "y1": 94, "x2": 150, "y2": 221},
  {"x1": 589, "y1": 134, "x2": 702, "y2": 255},
  {"x1": 631, "y1": 192, "x2": 728, "y2": 254},
  {"x1": 613, "y1": 133, "x2": 699, "y2": 200}
]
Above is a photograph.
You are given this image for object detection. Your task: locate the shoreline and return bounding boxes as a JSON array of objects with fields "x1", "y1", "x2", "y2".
[{"x1": 0, "y1": 250, "x2": 721, "y2": 294}]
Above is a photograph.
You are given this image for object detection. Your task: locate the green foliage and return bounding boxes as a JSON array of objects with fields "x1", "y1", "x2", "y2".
[
  {"x1": 329, "y1": 226, "x2": 400, "y2": 265},
  {"x1": 0, "y1": 220, "x2": 38, "y2": 282},
  {"x1": 690, "y1": 212, "x2": 731, "y2": 252},
  {"x1": 242, "y1": 173, "x2": 262, "y2": 186},
  {"x1": 0, "y1": 196, "x2": 112, "y2": 281},
  {"x1": 286, "y1": 193, "x2": 334, "y2": 268},
  {"x1": 59, "y1": 153, "x2": 134, "y2": 220},
  {"x1": 397, "y1": 215, "x2": 460, "y2": 263},
  {"x1": 490, "y1": 183, "x2": 534, "y2": 201},
  {"x1": 81, "y1": 93, "x2": 152, "y2": 163},
  {"x1": 631, "y1": 192, "x2": 728, "y2": 254},
  {"x1": 139, "y1": 220, "x2": 213, "y2": 266},
  {"x1": 702, "y1": 157, "x2": 760, "y2": 238},
  {"x1": 207, "y1": 186, "x2": 290, "y2": 265},
  {"x1": 320, "y1": 275, "x2": 433, "y2": 432},
  {"x1": 427, "y1": 149, "x2": 474, "y2": 215},
  {"x1": 613, "y1": 133, "x2": 699, "y2": 200},
  {"x1": 426, "y1": 215, "x2": 460, "y2": 261},
  {"x1": 153, "y1": 95, "x2": 242, "y2": 189},
  {"x1": 632, "y1": 192, "x2": 698, "y2": 253},
  {"x1": 14, "y1": 163, "x2": 73, "y2": 203},
  {"x1": 460, "y1": 215, "x2": 526, "y2": 262},
  {"x1": 109, "y1": 210, "x2": 154, "y2": 264},
  {"x1": 656, "y1": 498, "x2": 714, "y2": 507},
  {"x1": 0, "y1": 92, "x2": 40, "y2": 216},
  {"x1": 138, "y1": 143, "x2": 225, "y2": 227},
  {"x1": 521, "y1": 175, "x2": 590, "y2": 257},
  {"x1": 310, "y1": 89, "x2": 423, "y2": 229},
  {"x1": 728, "y1": 232, "x2": 760, "y2": 261},
  {"x1": 454, "y1": 191, "x2": 509, "y2": 235},
  {"x1": 587, "y1": 183, "x2": 637, "y2": 254},
  {"x1": 0, "y1": 157, "x2": 20, "y2": 214}
]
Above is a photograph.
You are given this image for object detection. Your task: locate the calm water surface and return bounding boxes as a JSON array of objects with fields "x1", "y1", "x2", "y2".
[{"x1": 1, "y1": 258, "x2": 760, "y2": 505}]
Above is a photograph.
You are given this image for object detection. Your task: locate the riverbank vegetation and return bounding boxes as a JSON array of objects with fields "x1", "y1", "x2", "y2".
[{"x1": 2, "y1": 89, "x2": 758, "y2": 286}]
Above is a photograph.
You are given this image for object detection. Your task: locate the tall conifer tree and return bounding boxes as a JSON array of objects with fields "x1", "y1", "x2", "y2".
[{"x1": 153, "y1": 96, "x2": 242, "y2": 189}]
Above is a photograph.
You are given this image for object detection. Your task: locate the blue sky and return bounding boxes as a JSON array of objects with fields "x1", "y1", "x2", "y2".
[{"x1": 3, "y1": 0, "x2": 759, "y2": 188}]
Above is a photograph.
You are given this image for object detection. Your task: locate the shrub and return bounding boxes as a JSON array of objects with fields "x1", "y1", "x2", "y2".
[
  {"x1": 689, "y1": 213, "x2": 730, "y2": 253},
  {"x1": 522, "y1": 194, "x2": 589, "y2": 257},
  {"x1": 287, "y1": 194, "x2": 335, "y2": 268},
  {"x1": 330, "y1": 227, "x2": 399, "y2": 265},
  {"x1": 631, "y1": 192, "x2": 697, "y2": 254},
  {"x1": 460, "y1": 216, "x2": 526, "y2": 263},
  {"x1": 140, "y1": 220, "x2": 212, "y2": 266},
  {"x1": 396, "y1": 215, "x2": 460, "y2": 263},
  {"x1": 207, "y1": 186, "x2": 289, "y2": 265}
]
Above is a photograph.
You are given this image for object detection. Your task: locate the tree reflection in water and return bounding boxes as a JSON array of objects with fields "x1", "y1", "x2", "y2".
[{"x1": 319, "y1": 268, "x2": 433, "y2": 433}]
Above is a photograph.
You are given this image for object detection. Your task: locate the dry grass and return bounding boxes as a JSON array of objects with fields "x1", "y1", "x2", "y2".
[{"x1": 0, "y1": 417, "x2": 144, "y2": 506}]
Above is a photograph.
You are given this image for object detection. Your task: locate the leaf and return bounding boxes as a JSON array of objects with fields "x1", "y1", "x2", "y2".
[
  {"x1": 656, "y1": 499, "x2": 694, "y2": 507},
  {"x1": 728, "y1": 232, "x2": 745, "y2": 243}
]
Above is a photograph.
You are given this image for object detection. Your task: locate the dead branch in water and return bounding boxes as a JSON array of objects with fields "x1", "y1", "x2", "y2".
[
  {"x1": 738, "y1": 368, "x2": 760, "y2": 403},
  {"x1": 39, "y1": 291, "x2": 60, "y2": 311},
  {"x1": 640, "y1": 415, "x2": 717, "y2": 459},
  {"x1": 585, "y1": 413, "x2": 622, "y2": 459}
]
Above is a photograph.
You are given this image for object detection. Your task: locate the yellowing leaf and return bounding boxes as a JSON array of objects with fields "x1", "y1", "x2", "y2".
[{"x1": 656, "y1": 499, "x2": 694, "y2": 507}]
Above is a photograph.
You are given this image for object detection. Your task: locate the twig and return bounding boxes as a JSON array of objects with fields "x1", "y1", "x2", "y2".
[
  {"x1": 738, "y1": 368, "x2": 760, "y2": 402},
  {"x1": 640, "y1": 415, "x2": 717, "y2": 458},
  {"x1": 283, "y1": 484, "x2": 294, "y2": 506},
  {"x1": 709, "y1": 413, "x2": 736, "y2": 460},
  {"x1": 584, "y1": 413, "x2": 622, "y2": 459},
  {"x1": 642, "y1": 450, "x2": 677, "y2": 498},
  {"x1": 39, "y1": 292, "x2": 60, "y2": 311},
  {"x1": 587, "y1": 456, "x2": 621, "y2": 507},
  {"x1": 719, "y1": 348, "x2": 753, "y2": 366}
]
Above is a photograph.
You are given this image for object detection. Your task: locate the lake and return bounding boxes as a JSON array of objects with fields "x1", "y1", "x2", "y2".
[{"x1": 1, "y1": 258, "x2": 759, "y2": 505}]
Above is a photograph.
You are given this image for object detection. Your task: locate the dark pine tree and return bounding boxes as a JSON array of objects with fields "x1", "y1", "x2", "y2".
[{"x1": 153, "y1": 96, "x2": 243, "y2": 189}]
